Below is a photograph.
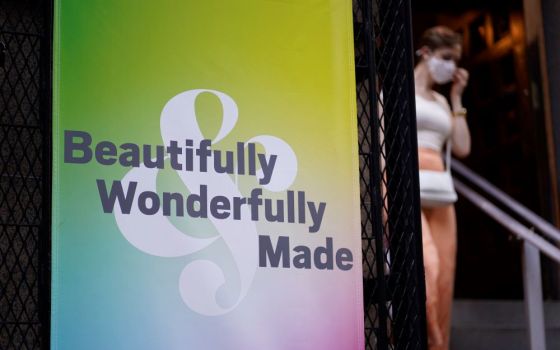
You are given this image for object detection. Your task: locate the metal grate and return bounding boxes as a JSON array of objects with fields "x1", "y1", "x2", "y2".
[
  {"x1": 354, "y1": 0, "x2": 428, "y2": 349},
  {"x1": 0, "y1": 0, "x2": 50, "y2": 349}
]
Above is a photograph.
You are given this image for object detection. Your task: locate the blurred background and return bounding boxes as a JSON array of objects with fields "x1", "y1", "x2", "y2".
[{"x1": 412, "y1": 0, "x2": 560, "y2": 348}]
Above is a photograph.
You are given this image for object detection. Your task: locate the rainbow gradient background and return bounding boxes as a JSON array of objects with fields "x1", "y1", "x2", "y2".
[{"x1": 52, "y1": 1, "x2": 364, "y2": 349}]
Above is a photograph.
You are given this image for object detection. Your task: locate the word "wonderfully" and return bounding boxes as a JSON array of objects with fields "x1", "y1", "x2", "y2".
[{"x1": 97, "y1": 181, "x2": 326, "y2": 233}]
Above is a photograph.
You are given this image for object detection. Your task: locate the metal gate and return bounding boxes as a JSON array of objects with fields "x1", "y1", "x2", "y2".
[
  {"x1": 354, "y1": 0, "x2": 427, "y2": 348},
  {"x1": 0, "y1": 0, "x2": 426, "y2": 349},
  {"x1": 0, "y1": 0, "x2": 51, "y2": 349}
]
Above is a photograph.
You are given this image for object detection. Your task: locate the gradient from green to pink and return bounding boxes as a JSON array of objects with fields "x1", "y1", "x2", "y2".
[{"x1": 52, "y1": 1, "x2": 364, "y2": 349}]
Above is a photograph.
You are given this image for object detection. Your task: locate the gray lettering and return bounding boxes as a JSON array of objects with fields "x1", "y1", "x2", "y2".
[
  {"x1": 138, "y1": 191, "x2": 160, "y2": 215},
  {"x1": 167, "y1": 140, "x2": 183, "y2": 170},
  {"x1": 95, "y1": 141, "x2": 117, "y2": 165},
  {"x1": 184, "y1": 140, "x2": 194, "y2": 171},
  {"x1": 236, "y1": 142, "x2": 245, "y2": 175},
  {"x1": 233, "y1": 197, "x2": 247, "y2": 220},
  {"x1": 258, "y1": 154, "x2": 277, "y2": 185},
  {"x1": 314, "y1": 237, "x2": 333, "y2": 270},
  {"x1": 143, "y1": 145, "x2": 165, "y2": 169},
  {"x1": 64, "y1": 130, "x2": 92, "y2": 164},
  {"x1": 308, "y1": 202, "x2": 326, "y2": 233},
  {"x1": 186, "y1": 185, "x2": 208, "y2": 218},
  {"x1": 293, "y1": 245, "x2": 312, "y2": 269},
  {"x1": 287, "y1": 191, "x2": 295, "y2": 223},
  {"x1": 163, "y1": 192, "x2": 184, "y2": 216},
  {"x1": 336, "y1": 248, "x2": 353, "y2": 271},
  {"x1": 298, "y1": 191, "x2": 305, "y2": 224},
  {"x1": 210, "y1": 196, "x2": 230, "y2": 219},
  {"x1": 259, "y1": 235, "x2": 290, "y2": 268},
  {"x1": 248, "y1": 143, "x2": 256, "y2": 175},
  {"x1": 119, "y1": 143, "x2": 140, "y2": 167},
  {"x1": 213, "y1": 150, "x2": 234, "y2": 174},
  {"x1": 248, "y1": 188, "x2": 262, "y2": 221},
  {"x1": 196, "y1": 139, "x2": 212, "y2": 172},
  {"x1": 96, "y1": 179, "x2": 137, "y2": 214},
  {"x1": 264, "y1": 199, "x2": 284, "y2": 222}
]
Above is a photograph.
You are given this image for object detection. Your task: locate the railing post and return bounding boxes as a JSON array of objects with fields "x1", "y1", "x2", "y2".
[{"x1": 523, "y1": 241, "x2": 547, "y2": 350}]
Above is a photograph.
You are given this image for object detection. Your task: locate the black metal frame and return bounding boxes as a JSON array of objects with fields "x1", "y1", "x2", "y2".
[
  {"x1": 0, "y1": 1, "x2": 51, "y2": 349},
  {"x1": 354, "y1": 0, "x2": 428, "y2": 348},
  {"x1": 38, "y1": 0, "x2": 52, "y2": 349},
  {"x1": 1, "y1": 0, "x2": 426, "y2": 349}
]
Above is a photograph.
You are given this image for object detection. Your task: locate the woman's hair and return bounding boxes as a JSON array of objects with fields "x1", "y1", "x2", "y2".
[{"x1": 419, "y1": 26, "x2": 462, "y2": 50}]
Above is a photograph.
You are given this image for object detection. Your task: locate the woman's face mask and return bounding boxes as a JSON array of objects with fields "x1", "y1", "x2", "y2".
[{"x1": 427, "y1": 55, "x2": 456, "y2": 85}]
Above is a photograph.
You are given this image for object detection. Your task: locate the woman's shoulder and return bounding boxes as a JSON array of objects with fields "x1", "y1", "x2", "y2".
[
  {"x1": 431, "y1": 91, "x2": 451, "y2": 113},
  {"x1": 431, "y1": 91, "x2": 448, "y2": 104},
  {"x1": 415, "y1": 91, "x2": 451, "y2": 113}
]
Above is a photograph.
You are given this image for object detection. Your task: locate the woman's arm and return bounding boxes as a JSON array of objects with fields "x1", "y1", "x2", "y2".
[
  {"x1": 449, "y1": 68, "x2": 471, "y2": 158},
  {"x1": 450, "y1": 113, "x2": 471, "y2": 157}
]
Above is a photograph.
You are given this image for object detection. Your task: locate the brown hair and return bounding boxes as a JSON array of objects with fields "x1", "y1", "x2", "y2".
[{"x1": 419, "y1": 26, "x2": 462, "y2": 51}]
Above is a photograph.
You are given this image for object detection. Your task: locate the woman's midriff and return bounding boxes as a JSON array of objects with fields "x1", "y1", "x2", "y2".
[{"x1": 418, "y1": 147, "x2": 445, "y2": 172}]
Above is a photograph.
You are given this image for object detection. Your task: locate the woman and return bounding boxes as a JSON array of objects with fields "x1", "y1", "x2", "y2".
[{"x1": 414, "y1": 26, "x2": 471, "y2": 350}]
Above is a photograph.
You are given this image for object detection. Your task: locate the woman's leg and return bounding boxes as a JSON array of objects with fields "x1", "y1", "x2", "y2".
[
  {"x1": 426, "y1": 205, "x2": 457, "y2": 350},
  {"x1": 421, "y1": 211, "x2": 443, "y2": 349},
  {"x1": 417, "y1": 147, "x2": 455, "y2": 348}
]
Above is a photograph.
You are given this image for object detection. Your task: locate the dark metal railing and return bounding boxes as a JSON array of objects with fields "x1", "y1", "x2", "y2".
[
  {"x1": 452, "y1": 159, "x2": 560, "y2": 350},
  {"x1": 452, "y1": 160, "x2": 560, "y2": 244}
]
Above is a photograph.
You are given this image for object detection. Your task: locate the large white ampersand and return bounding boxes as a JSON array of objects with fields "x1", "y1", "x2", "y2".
[{"x1": 114, "y1": 90, "x2": 297, "y2": 316}]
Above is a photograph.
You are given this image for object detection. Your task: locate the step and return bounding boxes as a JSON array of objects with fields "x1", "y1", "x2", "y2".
[{"x1": 451, "y1": 300, "x2": 560, "y2": 350}]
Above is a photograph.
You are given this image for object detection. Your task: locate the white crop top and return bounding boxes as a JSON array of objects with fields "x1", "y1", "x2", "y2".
[{"x1": 415, "y1": 94, "x2": 452, "y2": 152}]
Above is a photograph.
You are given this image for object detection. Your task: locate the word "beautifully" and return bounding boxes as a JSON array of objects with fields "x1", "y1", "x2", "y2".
[{"x1": 64, "y1": 130, "x2": 278, "y2": 185}]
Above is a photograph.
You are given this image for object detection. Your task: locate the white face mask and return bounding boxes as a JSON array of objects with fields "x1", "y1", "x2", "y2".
[{"x1": 427, "y1": 56, "x2": 456, "y2": 84}]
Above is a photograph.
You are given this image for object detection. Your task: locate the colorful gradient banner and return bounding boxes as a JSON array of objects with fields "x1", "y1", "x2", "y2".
[{"x1": 52, "y1": 1, "x2": 363, "y2": 349}]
